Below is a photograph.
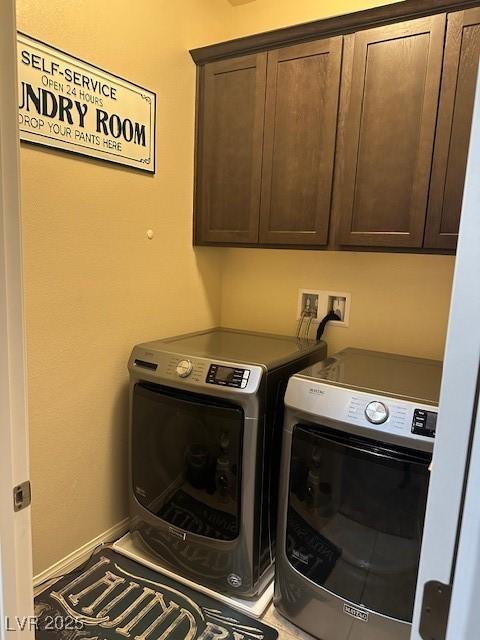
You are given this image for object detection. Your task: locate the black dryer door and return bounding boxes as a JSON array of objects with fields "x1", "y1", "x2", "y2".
[{"x1": 286, "y1": 425, "x2": 431, "y2": 622}]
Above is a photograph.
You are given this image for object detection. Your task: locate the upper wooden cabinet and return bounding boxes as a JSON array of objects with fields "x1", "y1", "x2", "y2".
[
  {"x1": 192, "y1": 3, "x2": 480, "y2": 253},
  {"x1": 194, "y1": 41, "x2": 342, "y2": 246},
  {"x1": 259, "y1": 38, "x2": 343, "y2": 245},
  {"x1": 195, "y1": 54, "x2": 266, "y2": 244},
  {"x1": 335, "y1": 15, "x2": 446, "y2": 248},
  {"x1": 424, "y1": 7, "x2": 480, "y2": 250}
]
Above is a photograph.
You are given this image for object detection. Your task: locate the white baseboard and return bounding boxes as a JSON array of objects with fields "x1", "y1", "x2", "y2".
[{"x1": 33, "y1": 518, "x2": 129, "y2": 588}]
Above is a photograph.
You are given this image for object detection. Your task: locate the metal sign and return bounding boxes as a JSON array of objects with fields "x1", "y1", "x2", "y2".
[{"x1": 17, "y1": 33, "x2": 156, "y2": 173}]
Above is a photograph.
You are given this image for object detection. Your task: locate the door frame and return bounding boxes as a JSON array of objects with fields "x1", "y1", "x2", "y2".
[
  {"x1": 0, "y1": 0, "x2": 34, "y2": 635},
  {"x1": 1, "y1": 1, "x2": 480, "y2": 638}
]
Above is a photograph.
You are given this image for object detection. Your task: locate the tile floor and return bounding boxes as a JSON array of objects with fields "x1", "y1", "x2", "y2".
[{"x1": 263, "y1": 605, "x2": 316, "y2": 640}]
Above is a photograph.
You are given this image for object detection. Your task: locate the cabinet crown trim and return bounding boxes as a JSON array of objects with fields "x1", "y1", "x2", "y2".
[{"x1": 190, "y1": 0, "x2": 480, "y2": 64}]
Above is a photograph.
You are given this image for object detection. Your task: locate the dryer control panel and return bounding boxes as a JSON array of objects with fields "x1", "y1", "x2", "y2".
[
  {"x1": 412, "y1": 408, "x2": 437, "y2": 438},
  {"x1": 346, "y1": 395, "x2": 438, "y2": 443}
]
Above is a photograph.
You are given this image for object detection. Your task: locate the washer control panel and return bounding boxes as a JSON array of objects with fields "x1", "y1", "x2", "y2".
[
  {"x1": 130, "y1": 348, "x2": 262, "y2": 394},
  {"x1": 206, "y1": 364, "x2": 250, "y2": 389},
  {"x1": 176, "y1": 359, "x2": 193, "y2": 378},
  {"x1": 286, "y1": 376, "x2": 438, "y2": 449},
  {"x1": 165, "y1": 357, "x2": 206, "y2": 383}
]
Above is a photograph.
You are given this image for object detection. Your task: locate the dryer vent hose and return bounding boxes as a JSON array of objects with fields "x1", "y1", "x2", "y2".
[{"x1": 316, "y1": 310, "x2": 341, "y2": 341}]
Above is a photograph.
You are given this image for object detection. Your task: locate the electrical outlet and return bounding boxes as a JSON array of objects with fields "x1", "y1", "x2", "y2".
[{"x1": 297, "y1": 289, "x2": 351, "y2": 327}]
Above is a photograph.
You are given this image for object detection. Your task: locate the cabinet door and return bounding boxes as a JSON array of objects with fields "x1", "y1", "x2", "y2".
[
  {"x1": 195, "y1": 54, "x2": 266, "y2": 244},
  {"x1": 424, "y1": 9, "x2": 480, "y2": 250},
  {"x1": 336, "y1": 16, "x2": 445, "y2": 248},
  {"x1": 259, "y1": 38, "x2": 342, "y2": 245}
]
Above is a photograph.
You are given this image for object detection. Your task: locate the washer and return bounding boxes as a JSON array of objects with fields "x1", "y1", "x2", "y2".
[
  {"x1": 275, "y1": 348, "x2": 442, "y2": 640},
  {"x1": 128, "y1": 327, "x2": 327, "y2": 598}
]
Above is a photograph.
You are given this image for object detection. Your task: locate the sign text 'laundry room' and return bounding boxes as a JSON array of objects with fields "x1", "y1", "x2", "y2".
[{"x1": 17, "y1": 33, "x2": 156, "y2": 173}]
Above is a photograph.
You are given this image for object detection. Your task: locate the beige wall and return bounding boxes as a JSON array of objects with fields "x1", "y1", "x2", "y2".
[
  {"x1": 219, "y1": 250, "x2": 454, "y2": 360},
  {"x1": 201, "y1": 0, "x2": 402, "y2": 38},
  {"x1": 16, "y1": 0, "x2": 238, "y2": 574},
  {"x1": 210, "y1": 0, "x2": 455, "y2": 362},
  {"x1": 17, "y1": 0, "x2": 454, "y2": 574}
]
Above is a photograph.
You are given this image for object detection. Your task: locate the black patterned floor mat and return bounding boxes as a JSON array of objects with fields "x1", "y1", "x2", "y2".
[{"x1": 34, "y1": 547, "x2": 278, "y2": 640}]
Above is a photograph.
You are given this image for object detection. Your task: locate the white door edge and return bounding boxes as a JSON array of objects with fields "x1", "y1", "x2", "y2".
[
  {"x1": 411, "y1": 62, "x2": 480, "y2": 639},
  {"x1": 0, "y1": 0, "x2": 34, "y2": 636},
  {"x1": 446, "y1": 376, "x2": 480, "y2": 637}
]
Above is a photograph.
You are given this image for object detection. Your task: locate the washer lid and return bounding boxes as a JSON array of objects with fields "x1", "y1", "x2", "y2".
[
  {"x1": 297, "y1": 348, "x2": 443, "y2": 405},
  {"x1": 137, "y1": 328, "x2": 325, "y2": 369}
]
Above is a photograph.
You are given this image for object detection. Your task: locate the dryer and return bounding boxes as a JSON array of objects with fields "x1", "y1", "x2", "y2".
[
  {"x1": 128, "y1": 328, "x2": 327, "y2": 598},
  {"x1": 275, "y1": 348, "x2": 442, "y2": 640}
]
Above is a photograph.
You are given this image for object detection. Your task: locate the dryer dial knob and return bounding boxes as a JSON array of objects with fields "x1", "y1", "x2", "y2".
[
  {"x1": 176, "y1": 359, "x2": 193, "y2": 378},
  {"x1": 365, "y1": 401, "x2": 389, "y2": 425}
]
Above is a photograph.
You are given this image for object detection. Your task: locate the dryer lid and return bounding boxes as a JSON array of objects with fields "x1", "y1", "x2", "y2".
[{"x1": 296, "y1": 348, "x2": 443, "y2": 405}]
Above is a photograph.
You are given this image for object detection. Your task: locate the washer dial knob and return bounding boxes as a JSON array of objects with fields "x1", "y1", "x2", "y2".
[
  {"x1": 365, "y1": 401, "x2": 389, "y2": 424},
  {"x1": 176, "y1": 359, "x2": 193, "y2": 378}
]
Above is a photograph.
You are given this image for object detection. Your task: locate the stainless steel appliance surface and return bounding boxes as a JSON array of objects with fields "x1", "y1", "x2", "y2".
[
  {"x1": 274, "y1": 348, "x2": 442, "y2": 640},
  {"x1": 128, "y1": 327, "x2": 327, "y2": 598}
]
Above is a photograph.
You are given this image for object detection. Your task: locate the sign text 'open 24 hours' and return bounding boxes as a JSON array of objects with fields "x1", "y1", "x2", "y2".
[{"x1": 17, "y1": 33, "x2": 156, "y2": 173}]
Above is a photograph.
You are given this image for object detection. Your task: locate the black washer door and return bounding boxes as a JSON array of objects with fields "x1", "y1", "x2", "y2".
[
  {"x1": 132, "y1": 383, "x2": 244, "y2": 541},
  {"x1": 286, "y1": 425, "x2": 431, "y2": 622}
]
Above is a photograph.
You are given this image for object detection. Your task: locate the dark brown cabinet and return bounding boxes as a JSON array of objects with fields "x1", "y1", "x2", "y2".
[
  {"x1": 194, "y1": 40, "x2": 342, "y2": 246},
  {"x1": 424, "y1": 7, "x2": 480, "y2": 250},
  {"x1": 335, "y1": 15, "x2": 446, "y2": 248},
  {"x1": 259, "y1": 38, "x2": 343, "y2": 245},
  {"x1": 195, "y1": 54, "x2": 266, "y2": 244},
  {"x1": 191, "y1": 2, "x2": 480, "y2": 253}
]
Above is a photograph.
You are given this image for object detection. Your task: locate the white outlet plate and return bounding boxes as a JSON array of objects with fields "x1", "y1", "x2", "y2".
[
  {"x1": 297, "y1": 289, "x2": 322, "y2": 321},
  {"x1": 297, "y1": 289, "x2": 351, "y2": 327},
  {"x1": 324, "y1": 291, "x2": 351, "y2": 327}
]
